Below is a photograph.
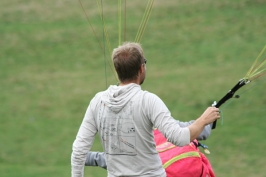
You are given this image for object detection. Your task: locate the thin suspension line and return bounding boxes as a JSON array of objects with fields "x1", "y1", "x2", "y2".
[
  {"x1": 100, "y1": 0, "x2": 107, "y2": 88},
  {"x1": 237, "y1": 77, "x2": 266, "y2": 96},
  {"x1": 118, "y1": 0, "x2": 122, "y2": 46},
  {"x1": 96, "y1": 0, "x2": 112, "y2": 56},
  {"x1": 78, "y1": 0, "x2": 103, "y2": 51},
  {"x1": 97, "y1": 0, "x2": 119, "y2": 82},
  {"x1": 135, "y1": 0, "x2": 155, "y2": 43},
  {"x1": 218, "y1": 77, "x2": 266, "y2": 125},
  {"x1": 135, "y1": 1, "x2": 151, "y2": 42},
  {"x1": 79, "y1": 0, "x2": 118, "y2": 83},
  {"x1": 124, "y1": 0, "x2": 127, "y2": 42},
  {"x1": 79, "y1": 1, "x2": 156, "y2": 84},
  {"x1": 245, "y1": 45, "x2": 266, "y2": 80},
  {"x1": 137, "y1": 0, "x2": 154, "y2": 42}
]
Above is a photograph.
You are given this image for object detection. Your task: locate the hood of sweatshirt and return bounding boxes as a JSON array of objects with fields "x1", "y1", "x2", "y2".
[{"x1": 101, "y1": 83, "x2": 141, "y2": 113}]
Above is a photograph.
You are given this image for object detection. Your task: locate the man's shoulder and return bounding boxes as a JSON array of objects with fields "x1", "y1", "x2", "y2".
[
  {"x1": 141, "y1": 90, "x2": 163, "y2": 103},
  {"x1": 94, "y1": 90, "x2": 106, "y2": 97},
  {"x1": 89, "y1": 90, "x2": 106, "y2": 104},
  {"x1": 142, "y1": 90, "x2": 159, "y2": 97}
]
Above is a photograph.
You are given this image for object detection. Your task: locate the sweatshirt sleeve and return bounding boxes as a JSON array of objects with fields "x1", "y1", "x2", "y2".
[
  {"x1": 71, "y1": 101, "x2": 98, "y2": 177},
  {"x1": 176, "y1": 120, "x2": 212, "y2": 140},
  {"x1": 85, "y1": 152, "x2": 107, "y2": 169},
  {"x1": 144, "y1": 93, "x2": 190, "y2": 146}
]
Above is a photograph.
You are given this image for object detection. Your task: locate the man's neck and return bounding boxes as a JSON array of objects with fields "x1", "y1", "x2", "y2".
[{"x1": 120, "y1": 80, "x2": 140, "y2": 86}]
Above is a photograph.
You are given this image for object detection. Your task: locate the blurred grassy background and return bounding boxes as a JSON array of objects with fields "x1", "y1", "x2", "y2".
[{"x1": 0, "y1": 0, "x2": 265, "y2": 176}]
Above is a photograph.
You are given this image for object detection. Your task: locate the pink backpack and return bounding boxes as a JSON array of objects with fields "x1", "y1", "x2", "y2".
[{"x1": 154, "y1": 129, "x2": 215, "y2": 177}]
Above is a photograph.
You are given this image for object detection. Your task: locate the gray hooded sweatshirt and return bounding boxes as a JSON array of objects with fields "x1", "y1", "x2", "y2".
[{"x1": 71, "y1": 83, "x2": 191, "y2": 177}]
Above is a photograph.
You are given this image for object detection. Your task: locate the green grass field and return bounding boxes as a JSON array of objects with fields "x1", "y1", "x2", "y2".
[{"x1": 1, "y1": 0, "x2": 266, "y2": 176}]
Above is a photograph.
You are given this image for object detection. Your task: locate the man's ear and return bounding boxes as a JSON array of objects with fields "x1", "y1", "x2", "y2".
[{"x1": 139, "y1": 64, "x2": 144, "y2": 74}]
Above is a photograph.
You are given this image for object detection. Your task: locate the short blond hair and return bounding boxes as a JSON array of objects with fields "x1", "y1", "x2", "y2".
[{"x1": 112, "y1": 42, "x2": 145, "y2": 82}]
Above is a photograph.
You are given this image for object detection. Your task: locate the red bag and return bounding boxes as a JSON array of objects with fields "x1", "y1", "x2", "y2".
[{"x1": 154, "y1": 129, "x2": 215, "y2": 177}]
